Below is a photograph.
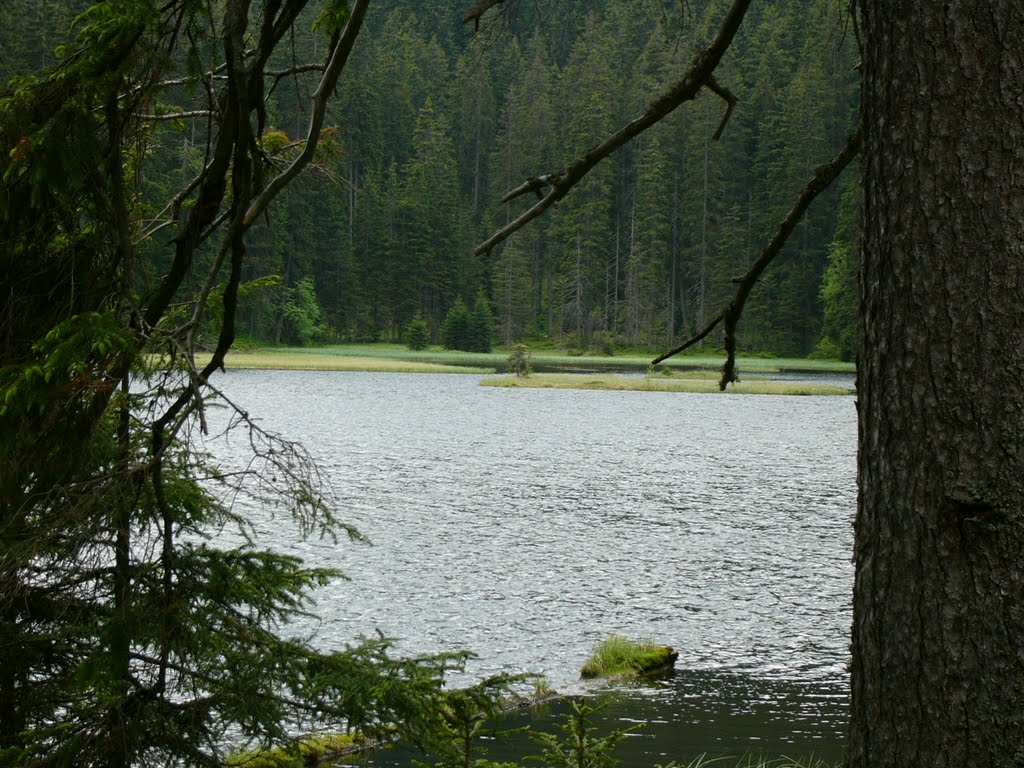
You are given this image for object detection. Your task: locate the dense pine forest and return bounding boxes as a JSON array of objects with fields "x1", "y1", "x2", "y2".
[{"x1": 1, "y1": 0, "x2": 859, "y2": 358}]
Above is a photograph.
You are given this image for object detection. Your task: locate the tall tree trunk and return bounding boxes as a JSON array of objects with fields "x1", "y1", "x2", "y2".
[
  {"x1": 697, "y1": 102, "x2": 710, "y2": 331},
  {"x1": 668, "y1": 171, "x2": 679, "y2": 343},
  {"x1": 850, "y1": 2, "x2": 1024, "y2": 766},
  {"x1": 614, "y1": 210, "x2": 621, "y2": 336}
]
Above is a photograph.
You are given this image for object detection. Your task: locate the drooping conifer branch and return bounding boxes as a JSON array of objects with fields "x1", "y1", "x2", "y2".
[
  {"x1": 474, "y1": 0, "x2": 751, "y2": 256},
  {"x1": 651, "y1": 128, "x2": 862, "y2": 389}
]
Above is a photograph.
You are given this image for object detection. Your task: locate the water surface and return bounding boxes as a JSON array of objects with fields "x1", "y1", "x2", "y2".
[{"x1": 207, "y1": 370, "x2": 856, "y2": 761}]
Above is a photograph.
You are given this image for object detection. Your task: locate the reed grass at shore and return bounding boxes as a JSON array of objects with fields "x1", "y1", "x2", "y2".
[
  {"x1": 212, "y1": 350, "x2": 488, "y2": 374},
  {"x1": 481, "y1": 373, "x2": 853, "y2": 396}
]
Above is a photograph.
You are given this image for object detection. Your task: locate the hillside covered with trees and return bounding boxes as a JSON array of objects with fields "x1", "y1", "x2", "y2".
[{"x1": 2, "y1": 0, "x2": 860, "y2": 358}]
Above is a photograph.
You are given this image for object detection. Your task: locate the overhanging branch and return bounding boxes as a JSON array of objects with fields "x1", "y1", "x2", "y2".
[
  {"x1": 243, "y1": 0, "x2": 369, "y2": 227},
  {"x1": 475, "y1": 0, "x2": 751, "y2": 256},
  {"x1": 462, "y1": 0, "x2": 509, "y2": 30},
  {"x1": 652, "y1": 128, "x2": 862, "y2": 389},
  {"x1": 705, "y1": 75, "x2": 737, "y2": 140},
  {"x1": 149, "y1": 0, "x2": 371, "y2": 448}
]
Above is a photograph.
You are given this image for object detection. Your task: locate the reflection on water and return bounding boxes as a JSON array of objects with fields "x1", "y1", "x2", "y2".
[
  {"x1": 599, "y1": 671, "x2": 847, "y2": 763},
  {"x1": 372, "y1": 671, "x2": 847, "y2": 767},
  {"x1": 206, "y1": 370, "x2": 856, "y2": 760}
]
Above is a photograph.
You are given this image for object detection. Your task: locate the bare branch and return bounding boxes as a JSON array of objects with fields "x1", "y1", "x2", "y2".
[
  {"x1": 140, "y1": 110, "x2": 214, "y2": 121},
  {"x1": 462, "y1": 0, "x2": 509, "y2": 30},
  {"x1": 476, "y1": 0, "x2": 752, "y2": 255},
  {"x1": 152, "y1": 70, "x2": 228, "y2": 89},
  {"x1": 652, "y1": 129, "x2": 862, "y2": 388},
  {"x1": 243, "y1": 0, "x2": 370, "y2": 228},
  {"x1": 269, "y1": 62, "x2": 326, "y2": 82},
  {"x1": 500, "y1": 173, "x2": 558, "y2": 203},
  {"x1": 705, "y1": 75, "x2": 737, "y2": 140},
  {"x1": 146, "y1": 50, "x2": 322, "y2": 95},
  {"x1": 652, "y1": 313, "x2": 725, "y2": 362}
]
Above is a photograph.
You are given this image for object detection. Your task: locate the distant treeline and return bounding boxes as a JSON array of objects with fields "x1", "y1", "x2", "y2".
[{"x1": 1, "y1": 0, "x2": 860, "y2": 358}]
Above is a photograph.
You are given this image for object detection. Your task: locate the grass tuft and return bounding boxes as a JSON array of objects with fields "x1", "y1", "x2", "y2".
[
  {"x1": 722, "y1": 757, "x2": 838, "y2": 768},
  {"x1": 656, "y1": 755, "x2": 839, "y2": 768},
  {"x1": 580, "y1": 635, "x2": 678, "y2": 679}
]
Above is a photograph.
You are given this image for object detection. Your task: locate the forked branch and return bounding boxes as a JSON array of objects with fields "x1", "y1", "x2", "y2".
[
  {"x1": 651, "y1": 128, "x2": 862, "y2": 389},
  {"x1": 244, "y1": 0, "x2": 369, "y2": 227},
  {"x1": 462, "y1": 0, "x2": 510, "y2": 30},
  {"x1": 475, "y1": 0, "x2": 751, "y2": 256},
  {"x1": 151, "y1": 0, "x2": 370, "y2": 441},
  {"x1": 705, "y1": 75, "x2": 737, "y2": 140}
]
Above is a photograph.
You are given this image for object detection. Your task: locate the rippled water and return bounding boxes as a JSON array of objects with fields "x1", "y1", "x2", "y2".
[{"x1": 206, "y1": 370, "x2": 857, "y2": 761}]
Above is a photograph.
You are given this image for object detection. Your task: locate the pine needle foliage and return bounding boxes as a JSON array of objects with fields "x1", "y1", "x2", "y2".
[
  {"x1": 0, "y1": 1, "x2": 481, "y2": 766},
  {"x1": 529, "y1": 700, "x2": 635, "y2": 768}
]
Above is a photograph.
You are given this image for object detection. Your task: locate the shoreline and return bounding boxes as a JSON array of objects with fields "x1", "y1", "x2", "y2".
[{"x1": 206, "y1": 346, "x2": 855, "y2": 396}]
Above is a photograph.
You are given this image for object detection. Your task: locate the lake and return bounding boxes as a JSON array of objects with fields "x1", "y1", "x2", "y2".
[{"x1": 206, "y1": 369, "x2": 857, "y2": 764}]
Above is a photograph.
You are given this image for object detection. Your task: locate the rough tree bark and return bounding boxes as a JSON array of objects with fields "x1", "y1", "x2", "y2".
[{"x1": 850, "y1": 2, "x2": 1024, "y2": 766}]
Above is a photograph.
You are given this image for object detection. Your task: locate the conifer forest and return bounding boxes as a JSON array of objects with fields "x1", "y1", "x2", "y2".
[{"x1": 1, "y1": 0, "x2": 860, "y2": 359}]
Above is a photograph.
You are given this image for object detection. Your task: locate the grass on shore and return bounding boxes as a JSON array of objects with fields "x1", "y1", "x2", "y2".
[
  {"x1": 481, "y1": 372, "x2": 853, "y2": 396},
  {"x1": 221, "y1": 343, "x2": 855, "y2": 377},
  {"x1": 214, "y1": 349, "x2": 488, "y2": 374}
]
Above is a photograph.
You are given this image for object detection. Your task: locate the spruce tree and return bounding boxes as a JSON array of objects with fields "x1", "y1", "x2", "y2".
[
  {"x1": 441, "y1": 297, "x2": 471, "y2": 351},
  {"x1": 401, "y1": 96, "x2": 465, "y2": 327},
  {"x1": 467, "y1": 291, "x2": 495, "y2": 353},
  {"x1": 405, "y1": 312, "x2": 431, "y2": 350},
  {"x1": 0, "y1": 4, "x2": 466, "y2": 765}
]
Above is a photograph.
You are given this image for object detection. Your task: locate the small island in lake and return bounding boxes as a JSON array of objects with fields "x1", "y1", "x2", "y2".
[{"x1": 580, "y1": 636, "x2": 680, "y2": 679}]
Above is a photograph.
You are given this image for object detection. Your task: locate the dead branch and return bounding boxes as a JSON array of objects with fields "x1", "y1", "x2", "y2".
[
  {"x1": 150, "y1": 1, "x2": 370, "y2": 446},
  {"x1": 269, "y1": 62, "x2": 326, "y2": 82},
  {"x1": 651, "y1": 128, "x2": 862, "y2": 389},
  {"x1": 475, "y1": 0, "x2": 751, "y2": 256},
  {"x1": 243, "y1": 0, "x2": 369, "y2": 228},
  {"x1": 140, "y1": 110, "x2": 214, "y2": 121},
  {"x1": 462, "y1": 0, "x2": 509, "y2": 30},
  {"x1": 705, "y1": 75, "x2": 737, "y2": 140},
  {"x1": 500, "y1": 174, "x2": 558, "y2": 203}
]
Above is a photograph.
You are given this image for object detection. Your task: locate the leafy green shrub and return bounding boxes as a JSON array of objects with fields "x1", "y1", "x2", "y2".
[
  {"x1": 405, "y1": 312, "x2": 431, "y2": 350},
  {"x1": 809, "y1": 336, "x2": 843, "y2": 361},
  {"x1": 282, "y1": 276, "x2": 325, "y2": 345}
]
